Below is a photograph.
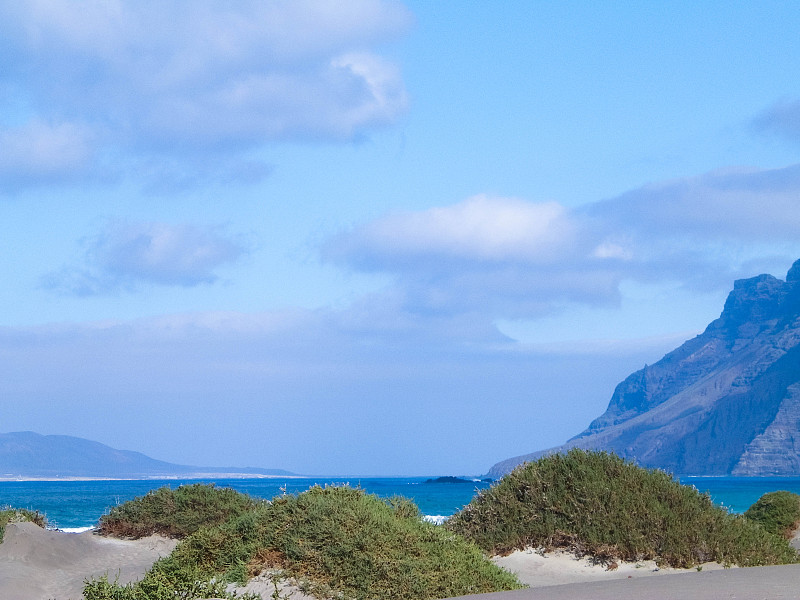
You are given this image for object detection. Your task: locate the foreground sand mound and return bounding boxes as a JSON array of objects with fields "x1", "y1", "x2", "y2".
[
  {"x1": 0, "y1": 522, "x2": 177, "y2": 600},
  {"x1": 491, "y1": 549, "x2": 731, "y2": 588},
  {"x1": 447, "y1": 563, "x2": 800, "y2": 600}
]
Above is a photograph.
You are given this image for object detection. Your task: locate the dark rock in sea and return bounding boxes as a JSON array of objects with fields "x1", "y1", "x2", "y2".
[
  {"x1": 0, "y1": 431, "x2": 296, "y2": 479},
  {"x1": 488, "y1": 258, "x2": 800, "y2": 479},
  {"x1": 424, "y1": 476, "x2": 473, "y2": 484}
]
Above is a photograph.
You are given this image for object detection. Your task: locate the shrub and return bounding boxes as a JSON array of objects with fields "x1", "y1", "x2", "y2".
[
  {"x1": 447, "y1": 449, "x2": 799, "y2": 568},
  {"x1": 0, "y1": 507, "x2": 47, "y2": 542},
  {"x1": 97, "y1": 483, "x2": 260, "y2": 539},
  {"x1": 744, "y1": 491, "x2": 800, "y2": 538},
  {"x1": 83, "y1": 570, "x2": 235, "y2": 600},
  {"x1": 86, "y1": 485, "x2": 522, "y2": 600}
]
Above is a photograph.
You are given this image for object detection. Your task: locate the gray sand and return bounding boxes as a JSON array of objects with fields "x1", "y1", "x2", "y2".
[
  {"x1": 447, "y1": 564, "x2": 800, "y2": 599},
  {"x1": 2, "y1": 520, "x2": 799, "y2": 600},
  {"x1": 0, "y1": 522, "x2": 177, "y2": 600}
]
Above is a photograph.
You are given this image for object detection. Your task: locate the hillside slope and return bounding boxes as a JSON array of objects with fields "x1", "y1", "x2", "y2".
[
  {"x1": 0, "y1": 431, "x2": 295, "y2": 479},
  {"x1": 488, "y1": 259, "x2": 800, "y2": 478}
]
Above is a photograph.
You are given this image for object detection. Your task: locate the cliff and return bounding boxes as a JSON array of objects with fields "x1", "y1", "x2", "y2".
[{"x1": 488, "y1": 259, "x2": 800, "y2": 478}]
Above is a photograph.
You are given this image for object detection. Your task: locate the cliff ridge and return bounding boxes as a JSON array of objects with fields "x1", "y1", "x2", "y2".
[{"x1": 488, "y1": 259, "x2": 800, "y2": 478}]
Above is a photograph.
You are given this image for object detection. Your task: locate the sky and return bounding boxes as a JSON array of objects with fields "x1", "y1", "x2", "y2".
[{"x1": 2, "y1": 1, "x2": 800, "y2": 476}]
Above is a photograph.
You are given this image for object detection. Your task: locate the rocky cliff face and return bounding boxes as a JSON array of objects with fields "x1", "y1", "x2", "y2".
[{"x1": 488, "y1": 259, "x2": 800, "y2": 478}]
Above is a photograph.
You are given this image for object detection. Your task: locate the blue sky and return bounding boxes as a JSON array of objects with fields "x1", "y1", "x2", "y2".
[{"x1": 2, "y1": 1, "x2": 800, "y2": 476}]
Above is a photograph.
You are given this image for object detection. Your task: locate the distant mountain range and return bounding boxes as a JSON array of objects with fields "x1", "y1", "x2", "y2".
[
  {"x1": 489, "y1": 258, "x2": 800, "y2": 478},
  {"x1": 0, "y1": 431, "x2": 296, "y2": 479}
]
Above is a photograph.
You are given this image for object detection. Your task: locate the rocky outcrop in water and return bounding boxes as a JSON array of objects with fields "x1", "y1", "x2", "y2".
[{"x1": 488, "y1": 259, "x2": 800, "y2": 478}]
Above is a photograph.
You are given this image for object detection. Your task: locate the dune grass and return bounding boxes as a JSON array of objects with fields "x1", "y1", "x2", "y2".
[
  {"x1": 0, "y1": 507, "x2": 47, "y2": 542},
  {"x1": 97, "y1": 482, "x2": 260, "y2": 539},
  {"x1": 447, "y1": 449, "x2": 800, "y2": 568},
  {"x1": 744, "y1": 490, "x2": 800, "y2": 538},
  {"x1": 85, "y1": 484, "x2": 521, "y2": 600}
]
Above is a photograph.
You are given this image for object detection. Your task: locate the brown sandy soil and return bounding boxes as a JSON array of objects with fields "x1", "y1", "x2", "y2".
[{"x1": 0, "y1": 522, "x2": 177, "y2": 600}]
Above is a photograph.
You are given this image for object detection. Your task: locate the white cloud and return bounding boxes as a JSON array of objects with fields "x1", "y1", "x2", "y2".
[
  {"x1": 43, "y1": 221, "x2": 247, "y2": 294},
  {"x1": 327, "y1": 195, "x2": 580, "y2": 267},
  {"x1": 327, "y1": 53, "x2": 409, "y2": 136},
  {"x1": 0, "y1": 0, "x2": 411, "y2": 190},
  {"x1": 0, "y1": 120, "x2": 94, "y2": 187},
  {"x1": 591, "y1": 241, "x2": 633, "y2": 260},
  {"x1": 326, "y1": 164, "x2": 800, "y2": 317}
]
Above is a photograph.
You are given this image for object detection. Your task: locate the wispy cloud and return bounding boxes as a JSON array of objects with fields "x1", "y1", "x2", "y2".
[
  {"x1": 326, "y1": 164, "x2": 800, "y2": 318},
  {"x1": 590, "y1": 164, "x2": 800, "y2": 240},
  {"x1": 0, "y1": 120, "x2": 95, "y2": 189},
  {"x1": 0, "y1": 307, "x2": 664, "y2": 474},
  {"x1": 753, "y1": 98, "x2": 800, "y2": 144},
  {"x1": 0, "y1": 0, "x2": 411, "y2": 192},
  {"x1": 42, "y1": 221, "x2": 247, "y2": 295}
]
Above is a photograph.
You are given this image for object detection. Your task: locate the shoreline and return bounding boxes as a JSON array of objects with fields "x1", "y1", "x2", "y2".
[{"x1": 0, "y1": 473, "x2": 306, "y2": 482}]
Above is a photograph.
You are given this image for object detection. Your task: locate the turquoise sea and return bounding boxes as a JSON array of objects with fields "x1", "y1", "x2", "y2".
[{"x1": 2, "y1": 476, "x2": 800, "y2": 531}]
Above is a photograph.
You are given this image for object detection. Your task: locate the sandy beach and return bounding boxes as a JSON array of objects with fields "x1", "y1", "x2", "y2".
[
  {"x1": 0, "y1": 522, "x2": 176, "y2": 600},
  {"x1": 447, "y1": 534, "x2": 800, "y2": 600},
  {"x1": 224, "y1": 550, "x2": 800, "y2": 600},
  {"x1": 1, "y1": 522, "x2": 799, "y2": 600},
  {"x1": 492, "y1": 548, "x2": 732, "y2": 587},
  {"x1": 448, "y1": 564, "x2": 800, "y2": 600}
]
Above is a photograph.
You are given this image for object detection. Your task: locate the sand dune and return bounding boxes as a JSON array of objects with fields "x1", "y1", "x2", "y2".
[
  {"x1": 0, "y1": 522, "x2": 176, "y2": 600},
  {"x1": 2, "y1": 521, "x2": 799, "y2": 600},
  {"x1": 450, "y1": 544, "x2": 800, "y2": 600},
  {"x1": 492, "y1": 548, "x2": 731, "y2": 588},
  {"x1": 448, "y1": 563, "x2": 800, "y2": 599}
]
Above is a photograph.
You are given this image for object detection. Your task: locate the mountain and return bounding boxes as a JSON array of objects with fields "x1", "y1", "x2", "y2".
[
  {"x1": 488, "y1": 259, "x2": 800, "y2": 479},
  {"x1": 0, "y1": 431, "x2": 296, "y2": 479}
]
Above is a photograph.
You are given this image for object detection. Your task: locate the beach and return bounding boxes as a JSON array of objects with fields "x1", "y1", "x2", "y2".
[
  {"x1": 448, "y1": 564, "x2": 800, "y2": 600},
  {"x1": 2, "y1": 522, "x2": 799, "y2": 600},
  {"x1": 459, "y1": 531, "x2": 800, "y2": 600},
  {"x1": 0, "y1": 522, "x2": 176, "y2": 600}
]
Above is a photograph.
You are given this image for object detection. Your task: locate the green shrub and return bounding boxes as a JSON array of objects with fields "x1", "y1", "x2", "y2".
[
  {"x1": 83, "y1": 569, "x2": 236, "y2": 600},
  {"x1": 98, "y1": 483, "x2": 260, "y2": 539},
  {"x1": 86, "y1": 485, "x2": 522, "y2": 600},
  {"x1": 744, "y1": 491, "x2": 800, "y2": 538},
  {"x1": 0, "y1": 507, "x2": 47, "y2": 542},
  {"x1": 447, "y1": 449, "x2": 799, "y2": 568}
]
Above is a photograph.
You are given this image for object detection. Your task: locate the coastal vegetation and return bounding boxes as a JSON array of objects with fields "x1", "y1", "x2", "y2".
[
  {"x1": 79, "y1": 454, "x2": 800, "y2": 599},
  {"x1": 447, "y1": 449, "x2": 800, "y2": 567},
  {"x1": 98, "y1": 482, "x2": 259, "y2": 539},
  {"x1": 744, "y1": 490, "x2": 800, "y2": 538},
  {"x1": 85, "y1": 484, "x2": 521, "y2": 600},
  {"x1": 0, "y1": 507, "x2": 46, "y2": 542}
]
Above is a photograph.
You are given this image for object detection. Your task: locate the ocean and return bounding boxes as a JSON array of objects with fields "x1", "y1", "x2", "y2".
[{"x1": 2, "y1": 476, "x2": 800, "y2": 532}]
